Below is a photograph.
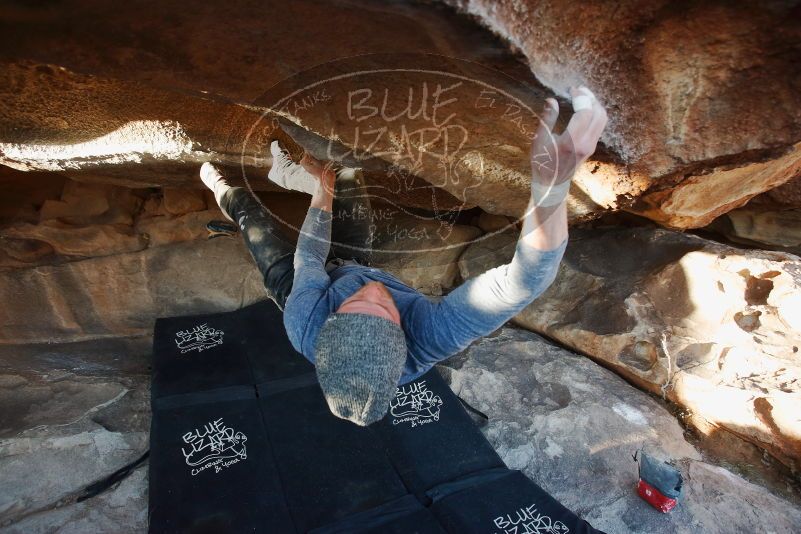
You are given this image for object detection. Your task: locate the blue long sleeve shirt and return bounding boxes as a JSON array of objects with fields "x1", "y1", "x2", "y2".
[{"x1": 283, "y1": 207, "x2": 567, "y2": 384}]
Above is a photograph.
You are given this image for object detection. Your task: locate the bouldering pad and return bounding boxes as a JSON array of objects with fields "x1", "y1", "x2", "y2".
[{"x1": 148, "y1": 299, "x2": 603, "y2": 533}]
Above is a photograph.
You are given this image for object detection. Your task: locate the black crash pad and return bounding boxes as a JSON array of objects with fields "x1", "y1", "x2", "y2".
[
  {"x1": 257, "y1": 380, "x2": 408, "y2": 531},
  {"x1": 309, "y1": 495, "x2": 445, "y2": 534},
  {"x1": 151, "y1": 310, "x2": 254, "y2": 399},
  {"x1": 149, "y1": 299, "x2": 603, "y2": 533},
  {"x1": 149, "y1": 387, "x2": 294, "y2": 534},
  {"x1": 430, "y1": 469, "x2": 602, "y2": 534},
  {"x1": 369, "y1": 369, "x2": 505, "y2": 500}
]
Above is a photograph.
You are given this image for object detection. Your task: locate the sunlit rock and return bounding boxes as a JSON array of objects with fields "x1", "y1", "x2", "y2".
[
  {"x1": 441, "y1": 0, "x2": 801, "y2": 227},
  {"x1": 443, "y1": 327, "x2": 801, "y2": 533},
  {"x1": 709, "y1": 207, "x2": 801, "y2": 255},
  {"x1": 459, "y1": 225, "x2": 801, "y2": 468}
]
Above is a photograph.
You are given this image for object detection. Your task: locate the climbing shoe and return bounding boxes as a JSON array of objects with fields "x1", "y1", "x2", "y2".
[{"x1": 206, "y1": 220, "x2": 238, "y2": 240}]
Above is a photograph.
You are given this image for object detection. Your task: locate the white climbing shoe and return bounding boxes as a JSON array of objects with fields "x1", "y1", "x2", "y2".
[
  {"x1": 267, "y1": 140, "x2": 318, "y2": 195},
  {"x1": 199, "y1": 162, "x2": 233, "y2": 221},
  {"x1": 200, "y1": 162, "x2": 225, "y2": 190}
]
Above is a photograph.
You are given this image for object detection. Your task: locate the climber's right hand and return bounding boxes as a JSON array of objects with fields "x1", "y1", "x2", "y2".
[{"x1": 529, "y1": 86, "x2": 607, "y2": 207}]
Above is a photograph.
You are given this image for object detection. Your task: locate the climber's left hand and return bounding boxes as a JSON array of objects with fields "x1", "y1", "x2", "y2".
[{"x1": 300, "y1": 153, "x2": 337, "y2": 193}]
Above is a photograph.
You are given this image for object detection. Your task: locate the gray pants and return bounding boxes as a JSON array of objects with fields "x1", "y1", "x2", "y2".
[{"x1": 220, "y1": 169, "x2": 373, "y2": 310}]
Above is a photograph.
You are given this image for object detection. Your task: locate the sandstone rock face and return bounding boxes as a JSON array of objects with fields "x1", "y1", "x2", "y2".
[
  {"x1": 162, "y1": 188, "x2": 207, "y2": 215},
  {"x1": 0, "y1": 237, "x2": 266, "y2": 346},
  {"x1": 0, "y1": 0, "x2": 580, "y2": 218},
  {"x1": 0, "y1": 168, "x2": 497, "y2": 371},
  {"x1": 4, "y1": 0, "x2": 799, "y2": 227},
  {"x1": 1, "y1": 221, "x2": 146, "y2": 259},
  {"x1": 0, "y1": 1, "x2": 799, "y2": 526},
  {"x1": 442, "y1": 327, "x2": 801, "y2": 533},
  {"x1": 370, "y1": 207, "x2": 483, "y2": 295},
  {"x1": 38, "y1": 180, "x2": 142, "y2": 226},
  {"x1": 0, "y1": 372, "x2": 149, "y2": 532},
  {"x1": 474, "y1": 211, "x2": 516, "y2": 233},
  {"x1": 761, "y1": 174, "x2": 801, "y2": 207},
  {"x1": 712, "y1": 207, "x2": 801, "y2": 256},
  {"x1": 0, "y1": 172, "x2": 270, "y2": 357},
  {"x1": 0, "y1": 61, "x2": 301, "y2": 191},
  {"x1": 136, "y1": 209, "x2": 223, "y2": 248},
  {"x1": 634, "y1": 143, "x2": 801, "y2": 228},
  {"x1": 0, "y1": 169, "x2": 151, "y2": 269},
  {"x1": 442, "y1": 0, "x2": 801, "y2": 227},
  {"x1": 458, "y1": 226, "x2": 801, "y2": 468},
  {"x1": 458, "y1": 229, "x2": 518, "y2": 280}
]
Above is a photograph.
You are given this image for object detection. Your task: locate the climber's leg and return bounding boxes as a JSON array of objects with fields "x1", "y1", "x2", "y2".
[
  {"x1": 266, "y1": 141, "x2": 374, "y2": 266},
  {"x1": 201, "y1": 163, "x2": 295, "y2": 310}
]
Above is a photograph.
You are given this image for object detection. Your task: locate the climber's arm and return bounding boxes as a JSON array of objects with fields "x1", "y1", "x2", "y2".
[
  {"x1": 294, "y1": 156, "x2": 337, "y2": 284},
  {"x1": 288, "y1": 155, "x2": 337, "y2": 289},
  {"x1": 409, "y1": 88, "x2": 607, "y2": 363},
  {"x1": 282, "y1": 156, "x2": 339, "y2": 352},
  {"x1": 410, "y1": 202, "x2": 568, "y2": 362}
]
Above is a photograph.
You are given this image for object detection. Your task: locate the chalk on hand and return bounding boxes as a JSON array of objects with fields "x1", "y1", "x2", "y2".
[{"x1": 571, "y1": 87, "x2": 596, "y2": 112}]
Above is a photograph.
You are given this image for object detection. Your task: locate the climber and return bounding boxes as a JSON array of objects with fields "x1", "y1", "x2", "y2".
[{"x1": 199, "y1": 86, "x2": 607, "y2": 427}]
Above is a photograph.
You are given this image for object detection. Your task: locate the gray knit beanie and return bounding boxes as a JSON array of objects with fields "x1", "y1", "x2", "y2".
[{"x1": 315, "y1": 312, "x2": 407, "y2": 426}]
